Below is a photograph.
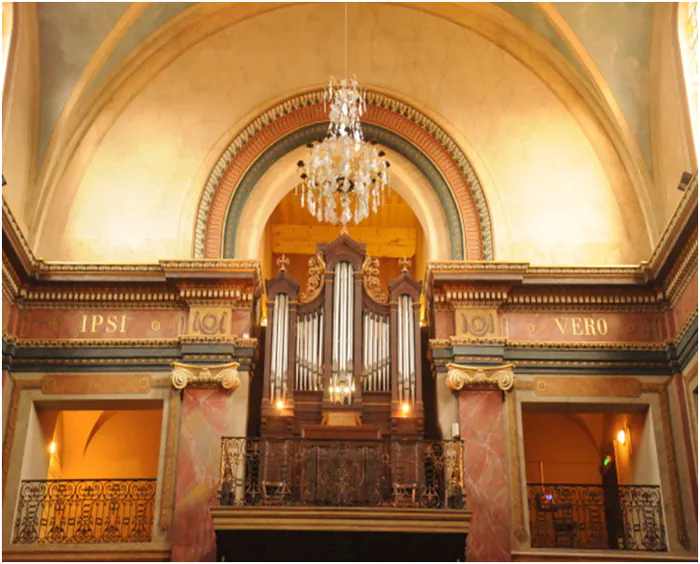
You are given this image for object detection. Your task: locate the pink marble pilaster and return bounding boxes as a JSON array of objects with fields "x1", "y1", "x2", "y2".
[
  {"x1": 459, "y1": 390, "x2": 511, "y2": 561},
  {"x1": 171, "y1": 388, "x2": 230, "y2": 562}
]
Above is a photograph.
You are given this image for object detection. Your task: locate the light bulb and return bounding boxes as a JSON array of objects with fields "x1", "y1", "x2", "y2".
[
  {"x1": 49, "y1": 441, "x2": 57, "y2": 454},
  {"x1": 401, "y1": 403, "x2": 410, "y2": 415},
  {"x1": 275, "y1": 400, "x2": 284, "y2": 410},
  {"x1": 617, "y1": 429, "x2": 627, "y2": 445}
]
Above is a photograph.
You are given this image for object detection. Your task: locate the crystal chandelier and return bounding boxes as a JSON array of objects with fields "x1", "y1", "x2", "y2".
[{"x1": 295, "y1": 5, "x2": 390, "y2": 226}]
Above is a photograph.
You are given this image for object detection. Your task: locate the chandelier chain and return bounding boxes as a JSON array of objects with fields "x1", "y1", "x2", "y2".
[{"x1": 294, "y1": 2, "x2": 390, "y2": 227}]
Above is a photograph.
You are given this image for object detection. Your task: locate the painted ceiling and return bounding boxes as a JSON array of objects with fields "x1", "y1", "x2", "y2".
[{"x1": 35, "y1": 1, "x2": 656, "y2": 170}]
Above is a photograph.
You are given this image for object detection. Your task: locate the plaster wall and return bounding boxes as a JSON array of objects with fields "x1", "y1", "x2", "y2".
[
  {"x1": 522, "y1": 413, "x2": 601, "y2": 484},
  {"x1": 35, "y1": 3, "x2": 648, "y2": 266},
  {"x1": 2, "y1": 3, "x2": 39, "y2": 235},
  {"x1": 649, "y1": 3, "x2": 697, "y2": 224},
  {"x1": 20, "y1": 403, "x2": 50, "y2": 481},
  {"x1": 40, "y1": 409, "x2": 163, "y2": 480}
]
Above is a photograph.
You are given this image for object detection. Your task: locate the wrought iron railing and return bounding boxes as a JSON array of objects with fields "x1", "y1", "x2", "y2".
[
  {"x1": 527, "y1": 483, "x2": 667, "y2": 552},
  {"x1": 218, "y1": 437, "x2": 466, "y2": 509},
  {"x1": 13, "y1": 479, "x2": 156, "y2": 544}
]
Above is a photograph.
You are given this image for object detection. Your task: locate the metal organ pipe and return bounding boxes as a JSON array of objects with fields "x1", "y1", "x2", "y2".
[
  {"x1": 331, "y1": 262, "x2": 354, "y2": 404},
  {"x1": 383, "y1": 316, "x2": 389, "y2": 391},
  {"x1": 281, "y1": 294, "x2": 289, "y2": 398},
  {"x1": 397, "y1": 294, "x2": 415, "y2": 405},
  {"x1": 270, "y1": 293, "x2": 289, "y2": 402},
  {"x1": 340, "y1": 263, "x2": 346, "y2": 400},
  {"x1": 397, "y1": 297, "x2": 404, "y2": 402},
  {"x1": 317, "y1": 310, "x2": 323, "y2": 391},
  {"x1": 348, "y1": 265, "x2": 354, "y2": 399},
  {"x1": 406, "y1": 296, "x2": 416, "y2": 404},
  {"x1": 362, "y1": 312, "x2": 391, "y2": 394},
  {"x1": 295, "y1": 316, "x2": 301, "y2": 391},
  {"x1": 332, "y1": 265, "x2": 340, "y2": 397}
]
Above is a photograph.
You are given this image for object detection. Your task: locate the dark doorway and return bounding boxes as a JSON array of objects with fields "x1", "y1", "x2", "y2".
[{"x1": 216, "y1": 530, "x2": 467, "y2": 562}]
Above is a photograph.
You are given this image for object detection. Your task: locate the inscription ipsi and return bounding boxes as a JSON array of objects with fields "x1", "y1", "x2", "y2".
[
  {"x1": 554, "y1": 317, "x2": 608, "y2": 336},
  {"x1": 79, "y1": 314, "x2": 127, "y2": 334}
]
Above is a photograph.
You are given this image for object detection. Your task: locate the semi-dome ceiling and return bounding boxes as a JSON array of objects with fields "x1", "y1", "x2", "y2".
[{"x1": 2, "y1": 2, "x2": 696, "y2": 266}]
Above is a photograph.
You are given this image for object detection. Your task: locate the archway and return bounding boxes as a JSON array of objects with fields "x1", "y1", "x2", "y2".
[{"x1": 196, "y1": 89, "x2": 494, "y2": 262}]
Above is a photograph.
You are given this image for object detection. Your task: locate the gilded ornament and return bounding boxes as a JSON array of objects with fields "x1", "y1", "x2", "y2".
[
  {"x1": 361, "y1": 255, "x2": 389, "y2": 304},
  {"x1": 170, "y1": 362, "x2": 241, "y2": 391},
  {"x1": 299, "y1": 253, "x2": 326, "y2": 304},
  {"x1": 446, "y1": 363, "x2": 515, "y2": 392}
]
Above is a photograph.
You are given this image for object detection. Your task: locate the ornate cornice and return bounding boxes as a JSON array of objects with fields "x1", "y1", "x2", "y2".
[
  {"x1": 2, "y1": 197, "x2": 37, "y2": 268},
  {"x1": 507, "y1": 340, "x2": 668, "y2": 352},
  {"x1": 673, "y1": 305, "x2": 698, "y2": 348},
  {"x1": 3, "y1": 334, "x2": 258, "y2": 350},
  {"x1": 430, "y1": 336, "x2": 667, "y2": 353},
  {"x1": 663, "y1": 230, "x2": 698, "y2": 307},
  {"x1": 446, "y1": 362, "x2": 515, "y2": 391},
  {"x1": 171, "y1": 361, "x2": 240, "y2": 391},
  {"x1": 447, "y1": 337, "x2": 507, "y2": 347},
  {"x1": 647, "y1": 171, "x2": 698, "y2": 277}
]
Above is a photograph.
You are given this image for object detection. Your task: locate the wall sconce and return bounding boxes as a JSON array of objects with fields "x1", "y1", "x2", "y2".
[
  {"x1": 616, "y1": 429, "x2": 627, "y2": 445},
  {"x1": 49, "y1": 441, "x2": 57, "y2": 454},
  {"x1": 615, "y1": 425, "x2": 632, "y2": 455}
]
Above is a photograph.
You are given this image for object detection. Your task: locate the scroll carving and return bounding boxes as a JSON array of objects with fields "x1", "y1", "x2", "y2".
[
  {"x1": 171, "y1": 361, "x2": 240, "y2": 391},
  {"x1": 362, "y1": 255, "x2": 389, "y2": 304},
  {"x1": 446, "y1": 363, "x2": 515, "y2": 392},
  {"x1": 299, "y1": 253, "x2": 326, "y2": 304}
]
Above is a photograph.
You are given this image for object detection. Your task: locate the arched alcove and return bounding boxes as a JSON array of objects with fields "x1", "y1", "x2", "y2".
[{"x1": 250, "y1": 147, "x2": 436, "y2": 288}]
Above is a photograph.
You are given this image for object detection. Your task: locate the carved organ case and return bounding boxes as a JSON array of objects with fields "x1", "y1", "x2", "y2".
[{"x1": 262, "y1": 233, "x2": 424, "y2": 438}]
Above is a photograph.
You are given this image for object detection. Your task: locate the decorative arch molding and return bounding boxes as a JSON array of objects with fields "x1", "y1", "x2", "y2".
[{"x1": 195, "y1": 89, "x2": 494, "y2": 261}]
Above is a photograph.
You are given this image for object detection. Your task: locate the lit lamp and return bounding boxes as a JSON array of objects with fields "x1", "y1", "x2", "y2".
[
  {"x1": 275, "y1": 400, "x2": 285, "y2": 410},
  {"x1": 48, "y1": 441, "x2": 57, "y2": 454},
  {"x1": 616, "y1": 429, "x2": 627, "y2": 445},
  {"x1": 401, "y1": 403, "x2": 410, "y2": 415}
]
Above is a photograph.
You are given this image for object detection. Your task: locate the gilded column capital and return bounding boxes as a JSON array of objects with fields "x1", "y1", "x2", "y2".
[
  {"x1": 446, "y1": 363, "x2": 515, "y2": 392},
  {"x1": 171, "y1": 361, "x2": 241, "y2": 391}
]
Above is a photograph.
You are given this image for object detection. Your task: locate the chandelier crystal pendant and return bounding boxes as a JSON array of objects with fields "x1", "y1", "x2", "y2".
[{"x1": 294, "y1": 5, "x2": 390, "y2": 226}]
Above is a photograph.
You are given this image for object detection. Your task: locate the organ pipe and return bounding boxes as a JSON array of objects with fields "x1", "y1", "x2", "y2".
[
  {"x1": 397, "y1": 294, "x2": 416, "y2": 405},
  {"x1": 330, "y1": 262, "x2": 354, "y2": 404},
  {"x1": 361, "y1": 311, "x2": 390, "y2": 393},
  {"x1": 270, "y1": 293, "x2": 291, "y2": 402}
]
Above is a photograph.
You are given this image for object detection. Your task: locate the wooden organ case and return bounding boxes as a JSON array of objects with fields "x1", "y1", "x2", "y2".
[{"x1": 262, "y1": 233, "x2": 424, "y2": 439}]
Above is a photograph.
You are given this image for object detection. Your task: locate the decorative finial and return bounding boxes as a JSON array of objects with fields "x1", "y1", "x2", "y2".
[
  {"x1": 277, "y1": 254, "x2": 290, "y2": 272},
  {"x1": 399, "y1": 256, "x2": 411, "y2": 272}
]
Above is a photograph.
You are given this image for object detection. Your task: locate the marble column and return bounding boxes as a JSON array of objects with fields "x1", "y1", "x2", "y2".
[
  {"x1": 170, "y1": 363, "x2": 248, "y2": 562},
  {"x1": 448, "y1": 364, "x2": 514, "y2": 562}
]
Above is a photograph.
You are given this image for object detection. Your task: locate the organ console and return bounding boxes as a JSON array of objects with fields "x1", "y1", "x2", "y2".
[{"x1": 262, "y1": 232, "x2": 424, "y2": 438}]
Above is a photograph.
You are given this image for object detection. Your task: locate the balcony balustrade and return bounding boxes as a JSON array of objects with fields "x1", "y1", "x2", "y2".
[
  {"x1": 527, "y1": 483, "x2": 667, "y2": 552},
  {"x1": 217, "y1": 437, "x2": 467, "y2": 510},
  {"x1": 12, "y1": 479, "x2": 156, "y2": 545}
]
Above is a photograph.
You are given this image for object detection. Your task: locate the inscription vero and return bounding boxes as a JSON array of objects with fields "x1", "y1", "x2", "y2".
[{"x1": 554, "y1": 317, "x2": 609, "y2": 336}]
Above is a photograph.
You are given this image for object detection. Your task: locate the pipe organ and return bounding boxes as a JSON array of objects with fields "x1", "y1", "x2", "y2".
[{"x1": 262, "y1": 233, "x2": 424, "y2": 438}]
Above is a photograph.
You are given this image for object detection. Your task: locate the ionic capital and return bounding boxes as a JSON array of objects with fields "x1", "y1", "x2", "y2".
[
  {"x1": 446, "y1": 363, "x2": 515, "y2": 392},
  {"x1": 171, "y1": 361, "x2": 240, "y2": 391}
]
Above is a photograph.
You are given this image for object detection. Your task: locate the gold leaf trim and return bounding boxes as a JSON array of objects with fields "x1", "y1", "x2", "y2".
[
  {"x1": 299, "y1": 253, "x2": 326, "y2": 304},
  {"x1": 362, "y1": 255, "x2": 389, "y2": 304}
]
